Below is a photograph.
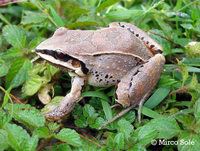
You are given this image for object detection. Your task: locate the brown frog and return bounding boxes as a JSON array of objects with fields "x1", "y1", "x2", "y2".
[{"x1": 35, "y1": 22, "x2": 165, "y2": 127}]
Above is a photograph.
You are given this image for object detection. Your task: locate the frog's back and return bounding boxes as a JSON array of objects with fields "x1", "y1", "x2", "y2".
[{"x1": 60, "y1": 27, "x2": 153, "y2": 61}]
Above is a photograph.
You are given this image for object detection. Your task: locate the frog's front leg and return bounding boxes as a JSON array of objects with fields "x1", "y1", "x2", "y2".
[
  {"x1": 99, "y1": 54, "x2": 165, "y2": 129},
  {"x1": 42, "y1": 76, "x2": 85, "y2": 121}
]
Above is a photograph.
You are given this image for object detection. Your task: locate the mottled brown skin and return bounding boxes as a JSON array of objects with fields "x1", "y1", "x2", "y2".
[
  {"x1": 115, "y1": 54, "x2": 165, "y2": 107},
  {"x1": 35, "y1": 22, "x2": 165, "y2": 124}
]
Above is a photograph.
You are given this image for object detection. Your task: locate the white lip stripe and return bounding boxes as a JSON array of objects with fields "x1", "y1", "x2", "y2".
[{"x1": 37, "y1": 53, "x2": 85, "y2": 76}]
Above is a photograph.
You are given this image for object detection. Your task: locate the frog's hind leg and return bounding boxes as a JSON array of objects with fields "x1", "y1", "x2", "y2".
[{"x1": 99, "y1": 54, "x2": 165, "y2": 129}]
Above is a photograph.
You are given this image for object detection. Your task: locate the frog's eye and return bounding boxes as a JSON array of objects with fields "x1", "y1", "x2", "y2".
[
  {"x1": 72, "y1": 60, "x2": 80, "y2": 68},
  {"x1": 55, "y1": 52, "x2": 65, "y2": 59}
]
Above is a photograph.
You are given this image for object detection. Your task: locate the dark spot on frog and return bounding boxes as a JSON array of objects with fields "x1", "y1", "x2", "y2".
[
  {"x1": 109, "y1": 76, "x2": 113, "y2": 79},
  {"x1": 146, "y1": 41, "x2": 149, "y2": 44},
  {"x1": 129, "y1": 78, "x2": 133, "y2": 88},
  {"x1": 136, "y1": 34, "x2": 139, "y2": 37},
  {"x1": 114, "y1": 85, "x2": 119, "y2": 100},
  {"x1": 118, "y1": 22, "x2": 125, "y2": 28},
  {"x1": 105, "y1": 75, "x2": 108, "y2": 78},
  {"x1": 141, "y1": 37, "x2": 144, "y2": 40},
  {"x1": 99, "y1": 79, "x2": 103, "y2": 82},
  {"x1": 128, "y1": 94, "x2": 131, "y2": 99},
  {"x1": 150, "y1": 45, "x2": 155, "y2": 49},
  {"x1": 156, "y1": 49, "x2": 162, "y2": 53}
]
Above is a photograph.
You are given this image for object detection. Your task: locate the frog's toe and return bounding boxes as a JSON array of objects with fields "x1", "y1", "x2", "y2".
[
  {"x1": 42, "y1": 110, "x2": 65, "y2": 122},
  {"x1": 42, "y1": 105, "x2": 74, "y2": 122}
]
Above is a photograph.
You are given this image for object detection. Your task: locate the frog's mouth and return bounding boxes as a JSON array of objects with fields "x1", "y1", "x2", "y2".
[{"x1": 35, "y1": 49, "x2": 89, "y2": 75}]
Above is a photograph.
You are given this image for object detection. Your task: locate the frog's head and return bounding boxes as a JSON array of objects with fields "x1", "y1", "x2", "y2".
[{"x1": 35, "y1": 27, "x2": 89, "y2": 76}]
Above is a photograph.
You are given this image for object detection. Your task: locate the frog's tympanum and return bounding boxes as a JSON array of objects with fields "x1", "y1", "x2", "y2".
[{"x1": 35, "y1": 22, "x2": 165, "y2": 125}]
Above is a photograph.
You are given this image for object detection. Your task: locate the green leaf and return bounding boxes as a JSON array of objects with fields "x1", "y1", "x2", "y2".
[
  {"x1": 174, "y1": 113, "x2": 194, "y2": 129},
  {"x1": 90, "y1": 117, "x2": 106, "y2": 129},
  {"x1": 28, "y1": 62, "x2": 45, "y2": 76},
  {"x1": 74, "y1": 138, "x2": 101, "y2": 151},
  {"x1": 181, "y1": 57, "x2": 200, "y2": 65},
  {"x1": 0, "y1": 58, "x2": 9, "y2": 77},
  {"x1": 83, "y1": 104, "x2": 98, "y2": 124},
  {"x1": 55, "y1": 128, "x2": 82, "y2": 147},
  {"x1": 56, "y1": 144, "x2": 71, "y2": 151},
  {"x1": 189, "y1": 73, "x2": 198, "y2": 91},
  {"x1": 28, "y1": 37, "x2": 46, "y2": 50},
  {"x1": 49, "y1": 5, "x2": 64, "y2": 27},
  {"x1": 24, "y1": 75, "x2": 43, "y2": 96},
  {"x1": 3, "y1": 25, "x2": 26, "y2": 48},
  {"x1": 185, "y1": 42, "x2": 200, "y2": 58},
  {"x1": 72, "y1": 104, "x2": 83, "y2": 118},
  {"x1": 41, "y1": 96, "x2": 64, "y2": 114},
  {"x1": 194, "y1": 99, "x2": 200, "y2": 121},
  {"x1": 6, "y1": 58, "x2": 33, "y2": 88},
  {"x1": 74, "y1": 114, "x2": 88, "y2": 128},
  {"x1": 6, "y1": 103, "x2": 45, "y2": 132},
  {"x1": 96, "y1": 0, "x2": 123, "y2": 12},
  {"x1": 17, "y1": 109, "x2": 45, "y2": 130},
  {"x1": 0, "y1": 54, "x2": 15, "y2": 77},
  {"x1": 114, "y1": 133, "x2": 124, "y2": 149},
  {"x1": 1, "y1": 85, "x2": 13, "y2": 109},
  {"x1": 38, "y1": 84, "x2": 53, "y2": 104},
  {"x1": 128, "y1": 144, "x2": 146, "y2": 151},
  {"x1": 46, "y1": 64, "x2": 59, "y2": 76},
  {"x1": 181, "y1": 23, "x2": 194, "y2": 30},
  {"x1": 105, "y1": 10, "x2": 145, "y2": 20},
  {"x1": 149, "y1": 116, "x2": 181, "y2": 139},
  {"x1": 21, "y1": 11, "x2": 47, "y2": 25},
  {"x1": 33, "y1": 127, "x2": 51, "y2": 138},
  {"x1": 5, "y1": 47, "x2": 23, "y2": 57},
  {"x1": 83, "y1": 104, "x2": 95, "y2": 118},
  {"x1": 139, "y1": 106, "x2": 160, "y2": 119},
  {"x1": 177, "y1": 59, "x2": 188, "y2": 87},
  {"x1": 118, "y1": 119, "x2": 133, "y2": 138},
  {"x1": 101, "y1": 100, "x2": 115, "y2": 129},
  {"x1": 81, "y1": 91, "x2": 111, "y2": 103},
  {"x1": 134, "y1": 125, "x2": 158, "y2": 145},
  {"x1": 157, "y1": 76, "x2": 178, "y2": 87},
  {"x1": 144, "y1": 86, "x2": 171, "y2": 109},
  {"x1": 48, "y1": 122, "x2": 60, "y2": 132},
  {"x1": 153, "y1": 14, "x2": 172, "y2": 38},
  {"x1": 0, "y1": 111, "x2": 12, "y2": 128},
  {"x1": 67, "y1": 21, "x2": 100, "y2": 29},
  {"x1": 22, "y1": 136, "x2": 38, "y2": 151},
  {"x1": 178, "y1": 131, "x2": 200, "y2": 151},
  {"x1": 121, "y1": 110, "x2": 135, "y2": 123},
  {"x1": 0, "y1": 129, "x2": 9, "y2": 151},
  {"x1": 5, "y1": 123, "x2": 30, "y2": 151}
]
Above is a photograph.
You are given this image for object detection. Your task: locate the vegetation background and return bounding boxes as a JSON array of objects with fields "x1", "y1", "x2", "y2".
[{"x1": 0, "y1": 0, "x2": 200, "y2": 150}]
